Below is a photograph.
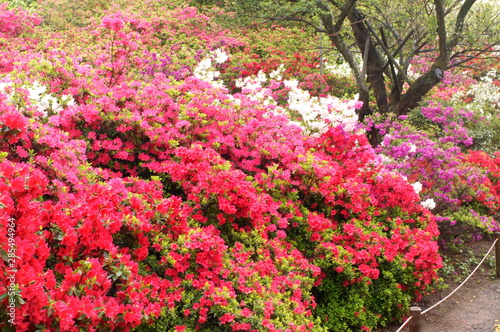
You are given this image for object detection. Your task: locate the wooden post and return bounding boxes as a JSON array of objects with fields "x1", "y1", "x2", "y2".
[
  {"x1": 409, "y1": 306, "x2": 422, "y2": 332},
  {"x1": 496, "y1": 232, "x2": 500, "y2": 279}
]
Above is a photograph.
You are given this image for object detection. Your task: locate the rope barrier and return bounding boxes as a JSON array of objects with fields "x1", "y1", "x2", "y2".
[
  {"x1": 421, "y1": 237, "x2": 498, "y2": 315},
  {"x1": 394, "y1": 316, "x2": 412, "y2": 332},
  {"x1": 393, "y1": 237, "x2": 499, "y2": 331}
]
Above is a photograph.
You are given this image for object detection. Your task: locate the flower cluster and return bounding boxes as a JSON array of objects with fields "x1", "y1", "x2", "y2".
[
  {"x1": 283, "y1": 79, "x2": 362, "y2": 134},
  {"x1": 451, "y1": 69, "x2": 500, "y2": 115},
  {"x1": 0, "y1": 3, "x2": 42, "y2": 39},
  {"x1": 202, "y1": 57, "x2": 362, "y2": 135}
]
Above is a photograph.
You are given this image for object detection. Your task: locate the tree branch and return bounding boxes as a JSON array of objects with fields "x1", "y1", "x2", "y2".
[
  {"x1": 434, "y1": 0, "x2": 448, "y2": 66},
  {"x1": 331, "y1": 0, "x2": 358, "y2": 32},
  {"x1": 380, "y1": 27, "x2": 400, "y2": 95},
  {"x1": 449, "y1": 0, "x2": 477, "y2": 49},
  {"x1": 361, "y1": 29, "x2": 370, "y2": 81},
  {"x1": 447, "y1": 43, "x2": 500, "y2": 69},
  {"x1": 365, "y1": 20, "x2": 413, "y2": 84},
  {"x1": 381, "y1": 29, "x2": 414, "y2": 72},
  {"x1": 317, "y1": 0, "x2": 371, "y2": 118}
]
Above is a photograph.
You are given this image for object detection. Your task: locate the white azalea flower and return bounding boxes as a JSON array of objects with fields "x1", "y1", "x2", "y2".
[
  {"x1": 412, "y1": 182, "x2": 423, "y2": 195},
  {"x1": 421, "y1": 198, "x2": 436, "y2": 210},
  {"x1": 211, "y1": 48, "x2": 229, "y2": 64},
  {"x1": 269, "y1": 64, "x2": 284, "y2": 80}
]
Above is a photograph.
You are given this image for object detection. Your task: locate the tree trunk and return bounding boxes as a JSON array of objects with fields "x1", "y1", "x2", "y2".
[
  {"x1": 396, "y1": 67, "x2": 443, "y2": 115},
  {"x1": 388, "y1": 73, "x2": 404, "y2": 112},
  {"x1": 318, "y1": 2, "x2": 373, "y2": 120},
  {"x1": 348, "y1": 9, "x2": 390, "y2": 114}
]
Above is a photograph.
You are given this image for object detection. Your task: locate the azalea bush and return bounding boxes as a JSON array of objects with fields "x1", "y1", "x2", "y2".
[
  {"x1": 407, "y1": 54, "x2": 500, "y2": 155},
  {"x1": 460, "y1": 150, "x2": 500, "y2": 230},
  {"x1": 0, "y1": 2, "x2": 42, "y2": 74},
  {"x1": 0, "y1": 2, "x2": 447, "y2": 331},
  {"x1": 457, "y1": 68, "x2": 500, "y2": 154},
  {"x1": 373, "y1": 100, "x2": 500, "y2": 240}
]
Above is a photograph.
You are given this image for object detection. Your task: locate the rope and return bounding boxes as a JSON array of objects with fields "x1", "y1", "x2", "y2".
[
  {"x1": 393, "y1": 237, "x2": 498, "y2": 331},
  {"x1": 394, "y1": 316, "x2": 412, "y2": 332}
]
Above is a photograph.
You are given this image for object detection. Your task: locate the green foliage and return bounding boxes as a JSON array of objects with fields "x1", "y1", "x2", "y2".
[
  {"x1": 33, "y1": 0, "x2": 110, "y2": 30},
  {"x1": 407, "y1": 108, "x2": 443, "y2": 136},
  {"x1": 439, "y1": 238, "x2": 497, "y2": 284},
  {"x1": 313, "y1": 272, "x2": 412, "y2": 331},
  {"x1": 192, "y1": 0, "x2": 325, "y2": 30},
  {"x1": 468, "y1": 116, "x2": 500, "y2": 154},
  {"x1": 4, "y1": 0, "x2": 37, "y2": 9}
]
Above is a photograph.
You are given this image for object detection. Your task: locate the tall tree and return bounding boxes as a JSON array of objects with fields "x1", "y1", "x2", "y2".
[{"x1": 194, "y1": 0, "x2": 499, "y2": 119}]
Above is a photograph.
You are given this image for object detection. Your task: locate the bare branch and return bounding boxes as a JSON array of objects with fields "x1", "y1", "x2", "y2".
[
  {"x1": 317, "y1": 0, "x2": 371, "y2": 118},
  {"x1": 447, "y1": 43, "x2": 500, "y2": 69},
  {"x1": 331, "y1": 0, "x2": 358, "y2": 32},
  {"x1": 381, "y1": 29, "x2": 414, "y2": 71},
  {"x1": 444, "y1": 0, "x2": 464, "y2": 16},
  {"x1": 361, "y1": 29, "x2": 370, "y2": 81},
  {"x1": 365, "y1": 20, "x2": 413, "y2": 84},
  {"x1": 370, "y1": 15, "x2": 400, "y2": 41},
  {"x1": 450, "y1": 43, "x2": 500, "y2": 57},
  {"x1": 380, "y1": 27, "x2": 401, "y2": 95}
]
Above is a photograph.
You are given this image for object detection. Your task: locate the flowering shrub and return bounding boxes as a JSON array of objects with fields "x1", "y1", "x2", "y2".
[
  {"x1": 389, "y1": 54, "x2": 500, "y2": 234},
  {"x1": 0, "y1": 2, "x2": 445, "y2": 332},
  {"x1": 0, "y1": 3, "x2": 42, "y2": 73},
  {"x1": 406, "y1": 53, "x2": 500, "y2": 154},
  {"x1": 457, "y1": 69, "x2": 500, "y2": 154},
  {"x1": 0, "y1": 3, "x2": 41, "y2": 38},
  {"x1": 373, "y1": 102, "x2": 500, "y2": 236},
  {"x1": 460, "y1": 150, "x2": 500, "y2": 231}
]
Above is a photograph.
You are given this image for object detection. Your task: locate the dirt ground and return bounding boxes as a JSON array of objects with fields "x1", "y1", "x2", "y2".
[
  {"x1": 382, "y1": 238, "x2": 500, "y2": 332},
  {"x1": 415, "y1": 275, "x2": 500, "y2": 332}
]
